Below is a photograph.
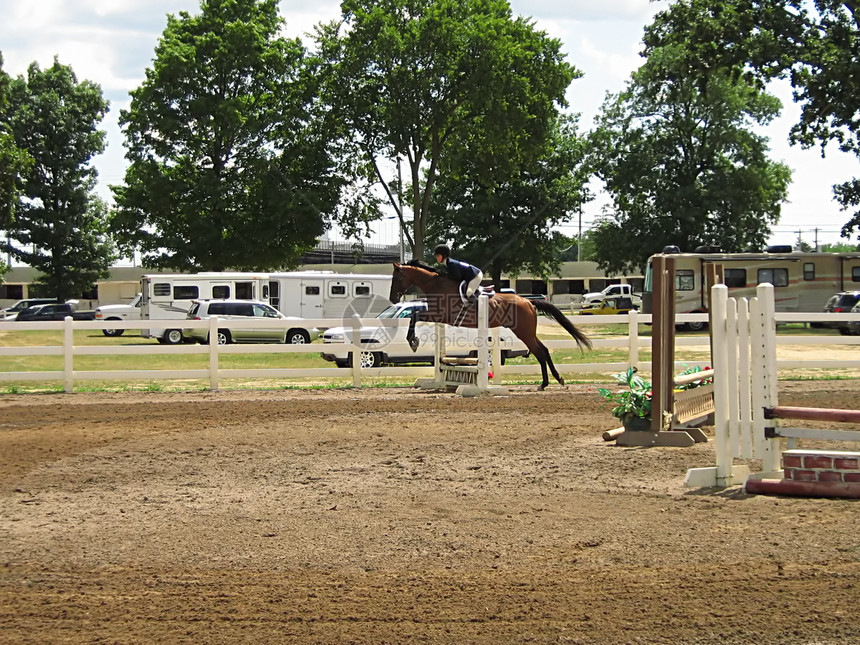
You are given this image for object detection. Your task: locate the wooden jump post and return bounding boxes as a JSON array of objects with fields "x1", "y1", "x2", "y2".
[{"x1": 610, "y1": 256, "x2": 714, "y2": 447}]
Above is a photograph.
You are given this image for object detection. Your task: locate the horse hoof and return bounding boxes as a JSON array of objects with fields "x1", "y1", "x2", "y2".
[{"x1": 538, "y1": 384, "x2": 547, "y2": 391}]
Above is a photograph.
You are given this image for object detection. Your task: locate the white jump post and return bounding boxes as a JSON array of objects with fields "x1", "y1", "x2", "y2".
[
  {"x1": 685, "y1": 283, "x2": 782, "y2": 488},
  {"x1": 415, "y1": 295, "x2": 507, "y2": 397}
]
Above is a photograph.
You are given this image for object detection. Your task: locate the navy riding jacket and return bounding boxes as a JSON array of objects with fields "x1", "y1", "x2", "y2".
[{"x1": 443, "y1": 258, "x2": 481, "y2": 282}]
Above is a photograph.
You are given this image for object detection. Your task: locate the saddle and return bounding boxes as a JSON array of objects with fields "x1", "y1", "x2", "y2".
[{"x1": 458, "y1": 282, "x2": 495, "y2": 304}]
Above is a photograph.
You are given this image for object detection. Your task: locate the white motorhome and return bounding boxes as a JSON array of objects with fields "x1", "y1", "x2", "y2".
[
  {"x1": 644, "y1": 248, "x2": 860, "y2": 330},
  {"x1": 139, "y1": 272, "x2": 271, "y2": 344},
  {"x1": 267, "y1": 271, "x2": 392, "y2": 321}
]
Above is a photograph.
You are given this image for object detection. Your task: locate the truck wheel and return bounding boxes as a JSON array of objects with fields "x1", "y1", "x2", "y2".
[
  {"x1": 101, "y1": 318, "x2": 125, "y2": 337},
  {"x1": 163, "y1": 329, "x2": 184, "y2": 345},
  {"x1": 286, "y1": 328, "x2": 311, "y2": 344}
]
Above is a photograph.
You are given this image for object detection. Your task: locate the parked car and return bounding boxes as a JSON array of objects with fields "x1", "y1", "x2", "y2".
[
  {"x1": 821, "y1": 291, "x2": 860, "y2": 334},
  {"x1": 320, "y1": 300, "x2": 529, "y2": 368},
  {"x1": 183, "y1": 299, "x2": 319, "y2": 345},
  {"x1": 14, "y1": 302, "x2": 95, "y2": 321},
  {"x1": 0, "y1": 297, "x2": 58, "y2": 320}
]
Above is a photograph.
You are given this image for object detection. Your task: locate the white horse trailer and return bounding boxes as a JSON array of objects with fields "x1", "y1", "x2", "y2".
[
  {"x1": 267, "y1": 272, "x2": 392, "y2": 322},
  {"x1": 644, "y1": 249, "x2": 860, "y2": 330},
  {"x1": 140, "y1": 272, "x2": 271, "y2": 344}
]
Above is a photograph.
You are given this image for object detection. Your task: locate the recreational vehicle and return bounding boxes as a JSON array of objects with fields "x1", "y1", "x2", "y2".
[
  {"x1": 267, "y1": 271, "x2": 392, "y2": 320},
  {"x1": 140, "y1": 272, "x2": 271, "y2": 344},
  {"x1": 644, "y1": 248, "x2": 860, "y2": 330},
  {"x1": 94, "y1": 271, "x2": 393, "y2": 343}
]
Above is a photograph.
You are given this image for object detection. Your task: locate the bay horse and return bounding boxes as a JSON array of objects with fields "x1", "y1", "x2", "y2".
[{"x1": 389, "y1": 261, "x2": 592, "y2": 390}]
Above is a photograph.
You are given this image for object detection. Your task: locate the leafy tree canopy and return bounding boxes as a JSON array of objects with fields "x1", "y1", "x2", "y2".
[
  {"x1": 112, "y1": 0, "x2": 343, "y2": 271},
  {"x1": 644, "y1": 0, "x2": 860, "y2": 240},
  {"x1": 0, "y1": 53, "x2": 33, "y2": 229},
  {"x1": 314, "y1": 0, "x2": 580, "y2": 259},
  {"x1": 427, "y1": 114, "x2": 591, "y2": 283},
  {"x1": 587, "y1": 41, "x2": 791, "y2": 275},
  {"x1": 3, "y1": 57, "x2": 114, "y2": 300}
]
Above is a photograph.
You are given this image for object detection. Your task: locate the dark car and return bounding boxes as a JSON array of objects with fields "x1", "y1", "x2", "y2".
[
  {"x1": 821, "y1": 291, "x2": 860, "y2": 334},
  {"x1": 15, "y1": 303, "x2": 95, "y2": 321}
]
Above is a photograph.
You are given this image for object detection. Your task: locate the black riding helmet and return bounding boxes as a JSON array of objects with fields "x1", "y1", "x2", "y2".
[{"x1": 434, "y1": 244, "x2": 450, "y2": 258}]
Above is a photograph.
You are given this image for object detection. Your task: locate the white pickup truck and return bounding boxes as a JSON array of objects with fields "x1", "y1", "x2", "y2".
[
  {"x1": 581, "y1": 284, "x2": 642, "y2": 308},
  {"x1": 93, "y1": 294, "x2": 142, "y2": 336}
]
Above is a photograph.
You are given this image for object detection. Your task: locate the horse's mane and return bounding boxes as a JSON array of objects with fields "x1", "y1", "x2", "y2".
[{"x1": 405, "y1": 258, "x2": 440, "y2": 274}]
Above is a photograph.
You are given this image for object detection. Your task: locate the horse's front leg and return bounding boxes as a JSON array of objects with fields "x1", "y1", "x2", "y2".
[{"x1": 407, "y1": 309, "x2": 420, "y2": 352}]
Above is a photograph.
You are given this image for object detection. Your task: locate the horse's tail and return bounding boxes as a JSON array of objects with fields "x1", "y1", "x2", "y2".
[{"x1": 531, "y1": 300, "x2": 592, "y2": 351}]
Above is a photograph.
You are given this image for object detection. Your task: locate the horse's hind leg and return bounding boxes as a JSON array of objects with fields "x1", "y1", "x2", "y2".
[
  {"x1": 527, "y1": 340, "x2": 551, "y2": 390},
  {"x1": 538, "y1": 340, "x2": 564, "y2": 386}
]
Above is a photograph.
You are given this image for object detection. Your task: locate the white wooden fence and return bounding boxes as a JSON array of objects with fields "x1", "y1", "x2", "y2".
[{"x1": 1, "y1": 310, "x2": 860, "y2": 392}]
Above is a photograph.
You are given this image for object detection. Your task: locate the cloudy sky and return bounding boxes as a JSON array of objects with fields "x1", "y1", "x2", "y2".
[{"x1": 1, "y1": 0, "x2": 856, "y2": 250}]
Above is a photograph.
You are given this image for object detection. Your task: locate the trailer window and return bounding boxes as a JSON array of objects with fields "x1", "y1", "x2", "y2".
[
  {"x1": 174, "y1": 286, "x2": 199, "y2": 299},
  {"x1": 724, "y1": 269, "x2": 746, "y2": 288},
  {"x1": 803, "y1": 263, "x2": 815, "y2": 281},
  {"x1": 758, "y1": 268, "x2": 788, "y2": 287},
  {"x1": 153, "y1": 282, "x2": 171, "y2": 297},
  {"x1": 330, "y1": 284, "x2": 347, "y2": 297},
  {"x1": 212, "y1": 285, "x2": 230, "y2": 299},
  {"x1": 305, "y1": 286, "x2": 320, "y2": 296},
  {"x1": 354, "y1": 284, "x2": 371, "y2": 297},
  {"x1": 852, "y1": 267, "x2": 860, "y2": 282},
  {"x1": 676, "y1": 270, "x2": 694, "y2": 291}
]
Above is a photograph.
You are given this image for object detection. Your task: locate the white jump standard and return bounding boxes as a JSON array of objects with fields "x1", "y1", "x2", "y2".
[{"x1": 415, "y1": 294, "x2": 508, "y2": 397}]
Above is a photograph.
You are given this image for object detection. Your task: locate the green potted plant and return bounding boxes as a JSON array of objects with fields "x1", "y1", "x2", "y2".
[{"x1": 598, "y1": 367, "x2": 652, "y2": 431}]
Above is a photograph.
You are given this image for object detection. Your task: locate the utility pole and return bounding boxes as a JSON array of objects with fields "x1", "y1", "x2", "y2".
[
  {"x1": 577, "y1": 208, "x2": 582, "y2": 262},
  {"x1": 814, "y1": 227, "x2": 820, "y2": 252}
]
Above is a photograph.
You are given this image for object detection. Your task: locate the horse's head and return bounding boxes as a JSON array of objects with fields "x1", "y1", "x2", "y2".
[
  {"x1": 389, "y1": 263, "x2": 408, "y2": 303},
  {"x1": 390, "y1": 261, "x2": 438, "y2": 303}
]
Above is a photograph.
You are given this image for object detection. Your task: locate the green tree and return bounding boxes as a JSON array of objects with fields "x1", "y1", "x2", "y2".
[
  {"x1": 0, "y1": 54, "x2": 33, "y2": 229},
  {"x1": 314, "y1": 0, "x2": 579, "y2": 259},
  {"x1": 112, "y1": 0, "x2": 342, "y2": 271},
  {"x1": 588, "y1": 46, "x2": 791, "y2": 275},
  {"x1": 427, "y1": 115, "x2": 591, "y2": 283},
  {"x1": 4, "y1": 58, "x2": 114, "y2": 300},
  {"x1": 644, "y1": 1, "x2": 860, "y2": 240}
]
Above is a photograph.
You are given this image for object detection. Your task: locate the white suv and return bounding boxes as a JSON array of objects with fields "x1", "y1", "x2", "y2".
[
  {"x1": 320, "y1": 300, "x2": 529, "y2": 368},
  {"x1": 184, "y1": 299, "x2": 319, "y2": 345}
]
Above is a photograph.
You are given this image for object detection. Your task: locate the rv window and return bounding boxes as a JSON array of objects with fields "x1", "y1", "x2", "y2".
[
  {"x1": 174, "y1": 285, "x2": 199, "y2": 299},
  {"x1": 354, "y1": 284, "x2": 371, "y2": 297},
  {"x1": 803, "y1": 263, "x2": 815, "y2": 281},
  {"x1": 330, "y1": 284, "x2": 347, "y2": 297},
  {"x1": 853, "y1": 267, "x2": 860, "y2": 282},
  {"x1": 724, "y1": 269, "x2": 746, "y2": 288},
  {"x1": 676, "y1": 270, "x2": 694, "y2": 291},
  {"x1": 153, "y1": 283, "x2": 171, "y2": 297},
  {"x1": 305, "y1": 286, "x2": 320, "y2": 296},
  {"x1": 212, "y1": 285, "x2": 231, "y2": 299},
  {"x1": 758, "y1": 268, "x2": 788, "y2": 287}
]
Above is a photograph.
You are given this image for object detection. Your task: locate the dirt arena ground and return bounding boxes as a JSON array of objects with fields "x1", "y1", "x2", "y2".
[{"x1": 1, "y1": 381, "x2": 859, "y2": 644}]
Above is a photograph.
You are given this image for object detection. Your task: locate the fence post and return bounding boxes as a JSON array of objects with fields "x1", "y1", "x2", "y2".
[
  {"x1": 64, "y1": 317, "x2": 74, "y2": 393},
  {"x1": 209, "y1": 316, "x2": 220, "y2": 390},
  {"x1": 627, "y1": 309, "x2": 639, "y2": 371},
  {"x1": 350, "y1": 314, "x2": 362, "y2": 388}
]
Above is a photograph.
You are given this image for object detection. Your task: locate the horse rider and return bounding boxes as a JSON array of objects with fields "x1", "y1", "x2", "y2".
[{"x1": 434, "y1": 244, "x2": 484, "y2": 322}]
